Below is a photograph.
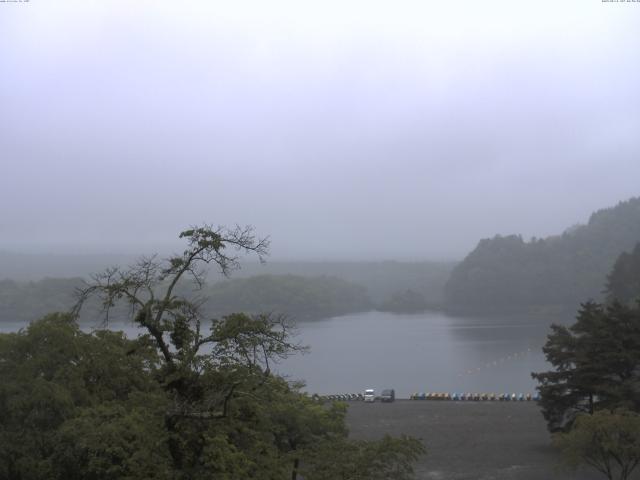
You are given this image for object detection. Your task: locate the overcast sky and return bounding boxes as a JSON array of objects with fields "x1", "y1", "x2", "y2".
[{"x1": 1, "y1": 0, "x2": 639, "y2": 260}]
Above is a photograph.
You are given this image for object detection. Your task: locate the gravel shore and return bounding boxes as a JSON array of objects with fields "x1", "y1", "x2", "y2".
[{"x1": 346, "y1": 400, "x2": 602, "y2": 480}]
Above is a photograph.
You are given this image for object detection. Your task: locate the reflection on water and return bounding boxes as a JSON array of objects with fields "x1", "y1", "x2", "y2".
[
  {"x1": 1, "y1": 310, "x2": 566, "y2": 398},
  {"x1": 275, "y1": 311, "x2": 562, "y2": 398}
]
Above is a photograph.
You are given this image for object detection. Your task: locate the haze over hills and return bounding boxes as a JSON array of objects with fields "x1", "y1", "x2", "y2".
[
  {"x1": 2, "y1": 196, "x2": 639, "y2": 321},
  {"x1": 0, "y1": 253, "x2": 454, "y2": 304},
  {"x1": 444, "y1": 197, "x2": 640, "y2": 313},
  {"x1": 0, "y1": 260, "x2": 454, "y2": 323},
  {"x1": 203, "y1": 274, "x2": 372, "y2": 321},
  {"x1": 0, "y1": 252, "x2": 138, "y2": 282}
]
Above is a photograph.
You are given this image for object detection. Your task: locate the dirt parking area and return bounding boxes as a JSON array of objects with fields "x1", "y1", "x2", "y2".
[{"x1": 346, "y1": 400, "x2": 603, "y2": 480}]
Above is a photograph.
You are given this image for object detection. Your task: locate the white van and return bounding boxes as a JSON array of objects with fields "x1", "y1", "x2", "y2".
[{"x1": 364, "y1": 389, "x2": 375, "y2": 402}]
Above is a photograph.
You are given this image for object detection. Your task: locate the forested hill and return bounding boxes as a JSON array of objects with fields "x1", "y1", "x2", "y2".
[
  {"x1": 203, "y1": 274, "x2": 371, "y2": 321},
  {"x1": 0, "y1": 274, "x2": 372, "y2": 324},
  {"x1": 444, "y1": 197, "x2": 640, "y2": 312}
]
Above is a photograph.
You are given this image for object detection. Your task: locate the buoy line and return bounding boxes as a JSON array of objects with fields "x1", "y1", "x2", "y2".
[{"x1": 456, "y1": 347, "x2": 535, "y2": 378}]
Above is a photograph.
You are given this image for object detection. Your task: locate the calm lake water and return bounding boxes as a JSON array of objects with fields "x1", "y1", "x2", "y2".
[
  {"x1": 1, "y1": 310, "x2": 563, "y2": 398},
  {"x1": 277, "y1": 310, "x2": 556, "y2": 398}
]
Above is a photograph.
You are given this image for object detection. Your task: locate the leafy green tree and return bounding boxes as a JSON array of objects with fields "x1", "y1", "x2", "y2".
[
  {"x1": 65, "y1": 224, "x2": 425, "y2": 479},
  {"x1": 268, "y1": 391, "x2": 348, "y2": 480},
  {"x1": 71, "y1": 226, "x2": 291, "y2": 471},
  {"x1": 299, "y1": 434, "x2": 425, "y2": 480},
  {"x1": 0, "y1": 306, "x2": 427, "y2": 480},
  {"x1": 606, "y1": 243, "x2": 640, "y2": 307},
  {"x1": 554, "y1": 409, "x2": 640, "y2": 480},
  {"x1": 53, "y1": 403, "x2": 172, "y2": 480},
  {"x1": 532, "y1": 301, "x2": 640, "y2": 432},
  {"x1": 0, "y1": 313, "x2": 166, "y2": 480}
]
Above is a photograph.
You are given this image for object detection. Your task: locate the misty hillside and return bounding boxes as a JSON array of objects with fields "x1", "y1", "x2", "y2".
[
  {"x1": 222, "y1": 261, "x2": 455, "y2": 307},
  {"x1": 203, "y1": 274, "x2": 371, "y2": 321},
  {"x1": 444, "y1": 197, "x2": 640, "y2": 312},
  {"x1": 0, "y1": 278, "x2": 84, "y2": 323},
  {"x1": 0, "y1": 257, "x2": 455, "y2": 315},
  {"x1": 0, "y1": 274, "x2": 372, "y2": 324},
  {"x1": 0, "y1": 252, "x2": 138, "y2": 282}
]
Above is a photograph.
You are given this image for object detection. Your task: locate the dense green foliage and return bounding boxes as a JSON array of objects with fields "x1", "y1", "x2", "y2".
[
  {"x1": 554, "y1": 409, "x2": 640, "y2": 480},
  {"x1": 0, "y1": 313, "x2": 359, "y2": 479},
  {"x1": 299, "y1": 434, "x2": 425, "y2": 480},
  {"x1": 0, "y1": 226, "x2": 425, "y2": 479},
  {"x1": 0, "y1": 313, "x2": 170, "y2": 479},
  {"x1": 204, "y1": 274, "x2": 371, "y2": 320},
  {"x1": 534, "y1": 248, "x2": 640, "y2": 479},
  {"x1": 532, "y1": 301, "x2": 640, "y2": 432},
  {"x1": 445, "y1": 197, "x2": 640, "y2": 312},
  {"x1": 606, "y1": 243, "x2": 640, "y2": 307}
]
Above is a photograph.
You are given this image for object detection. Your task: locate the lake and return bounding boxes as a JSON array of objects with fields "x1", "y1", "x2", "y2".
[
  {"x1": 277, "y1": 310, "x2": 557, "y2": 398},
  {"x1": 1, "y1": 310, "x2": 563, "y2": 398}
]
